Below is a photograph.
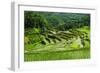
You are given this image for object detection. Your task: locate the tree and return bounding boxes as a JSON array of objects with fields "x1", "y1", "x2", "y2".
[{"x1": 24, "y1": 11, "x2": 48, "y2": 31}]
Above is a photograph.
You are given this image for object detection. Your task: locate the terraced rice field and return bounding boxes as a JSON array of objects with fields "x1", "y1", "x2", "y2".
[{"x1": 24, "y1": 26, "x2": 90, "y2": 61}]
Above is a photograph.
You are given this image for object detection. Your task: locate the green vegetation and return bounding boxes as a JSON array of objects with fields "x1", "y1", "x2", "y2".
[{"x1": 24, "y1": 11, "x2": 90, "y2": 61}]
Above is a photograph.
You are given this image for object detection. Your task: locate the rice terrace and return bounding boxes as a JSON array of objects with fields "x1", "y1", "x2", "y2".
[{"x1": 24, "y1": 11, "x2": 90, "y2": 61}]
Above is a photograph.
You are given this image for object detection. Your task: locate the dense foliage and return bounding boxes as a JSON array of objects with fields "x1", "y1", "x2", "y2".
[{"x1": 24, "y1": 11, "x2": 90, "y2": 30}]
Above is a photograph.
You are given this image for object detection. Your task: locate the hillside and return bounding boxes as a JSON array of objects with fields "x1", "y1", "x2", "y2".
[{"x1": 24, "y1": 11, "x2": 90, "y2": 61}]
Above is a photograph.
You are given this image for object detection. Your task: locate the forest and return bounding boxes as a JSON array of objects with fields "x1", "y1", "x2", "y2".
[{"x1": 24, "y1": 11, "x2": 90, "y2": 61}]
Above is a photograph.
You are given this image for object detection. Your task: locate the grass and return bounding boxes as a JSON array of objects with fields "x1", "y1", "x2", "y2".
[{"x1": 24, "y1": 48, "x2": 90, "y2": 61}]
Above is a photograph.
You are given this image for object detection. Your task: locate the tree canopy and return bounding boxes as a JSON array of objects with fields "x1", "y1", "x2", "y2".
[{"x1": 24, "y1": 11, "x2": 90, "y2": 32}]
